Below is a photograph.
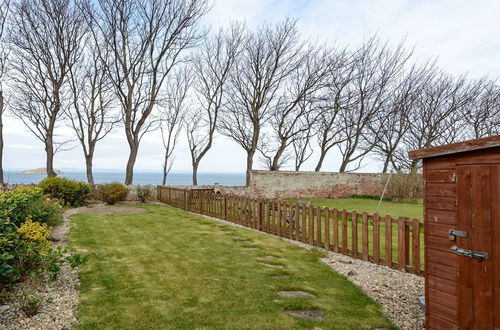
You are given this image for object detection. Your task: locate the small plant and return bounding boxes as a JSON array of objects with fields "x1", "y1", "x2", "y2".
[
  {"x1": 66, "y1": 253, "x2": 87, "y2": 268},
  {"x1": 97, "y1": 182, "x2": 129, "y2": 205},
  {"x1": 20, "y1": 292, "x2": 43, "y2": 317},
  {"x1": 350, "y1": 194, "x2": 391, "y2": 201},
  {"x1": 135, "y1": 185, "x2": 153, "y2": 203},
  {"x1": 39, "y1": 177, "x2": 90, "y2": 207}
]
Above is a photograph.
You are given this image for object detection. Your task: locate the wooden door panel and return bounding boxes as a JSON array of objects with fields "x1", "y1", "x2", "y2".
[
  {"x1": 492, "y1": 166, "x2": 500, "y2": 329},
  {"x1": 457, "y1": 165, "x2": 497, "y2": 329},
  {"x1": 457, "y1": 166, "x2": 473, "y2": 328}
]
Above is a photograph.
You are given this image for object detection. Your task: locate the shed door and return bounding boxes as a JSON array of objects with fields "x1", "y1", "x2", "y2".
[{"x1": 456, "y1": 165, "x2": 499, "y2": 329}]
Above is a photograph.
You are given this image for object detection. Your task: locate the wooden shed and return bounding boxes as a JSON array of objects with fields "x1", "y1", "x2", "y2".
[{"x1": 409, "y1": 135, "x2": 500, "y2": 329}]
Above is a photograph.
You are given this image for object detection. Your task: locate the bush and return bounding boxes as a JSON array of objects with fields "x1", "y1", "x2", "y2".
[
  {"x1": 97, "y1": 182, "x2": 129, "y2": 205},
  {"x1": 385, "y1": 173, "x2": 423, "y2": 203},
  {"x1": 135, "y1": 185, "x2": 153, "y2": 203},
  {"x1": 0, "y1": 219, "x2": 65, "y2": 288},
  {"x1": 0, "y1": 187, "x2": 61, "y2": 226},
  {"x1": 39, "y1": 177, "x2": 90, "y2": 207}
]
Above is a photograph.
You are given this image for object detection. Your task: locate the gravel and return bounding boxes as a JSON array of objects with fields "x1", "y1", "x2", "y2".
[
  {"x1": 193, "y1": 212, "x2": 425, "y2": 329},
  {"x1": 0, "y1": 209, "x2": 81, "y2": 330}
]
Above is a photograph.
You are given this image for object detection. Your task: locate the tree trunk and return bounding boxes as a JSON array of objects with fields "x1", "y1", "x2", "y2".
[
  {"x1": 245, "y1": 149, "x2": 255, "y2": 186},
  {"x1": 270, "y1": 141, "x2": 287, "y2": 171},
  {"x1": 192, "y1": 162, "x2": 199, "y2": 186},
  {"x1": 85, "y1": 154, "x2": 94, "y2": 187},
  {"x1": 382, "y1": 156, "x2": 390, "y2": 173},
  {"x1": 338, "y1": 161, "x2": 347, "y2": 173},
  {"x1": 315, "y1": 150, "x2": 326, "y2": 172},
  {"x1": 45, "y1": 135, "x2": 56, "y2": 177},
  {"x1": 125, "y1": 144, "x2": 138, "y2": 185},
  {"x1": 0, "y1": 91, "x2": 3, "y2": 184}
]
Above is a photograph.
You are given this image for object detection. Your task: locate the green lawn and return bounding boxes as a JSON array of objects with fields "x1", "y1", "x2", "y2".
[
  {"x1": 70, "y1": 204, "x2": 394, "y2": 329},
  {"x1": 287, "y1": 198, "x2": 423, "y2": 220}
]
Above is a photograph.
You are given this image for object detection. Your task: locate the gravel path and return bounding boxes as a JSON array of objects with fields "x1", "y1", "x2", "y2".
[
  {"x1": 0, "y1": 209, "x2": 81, "y2": 330},
  {"x1": 192, "y1": 212, "x2": 425, "y2": 329}
]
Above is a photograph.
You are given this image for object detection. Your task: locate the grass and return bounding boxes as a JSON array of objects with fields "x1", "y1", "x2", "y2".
[
  {"x1": 286, "y1": 197, "x2": 423, "y2": 220},
  {"x1": 70, "y1": 204, "x2": 394, "y2": 329}
]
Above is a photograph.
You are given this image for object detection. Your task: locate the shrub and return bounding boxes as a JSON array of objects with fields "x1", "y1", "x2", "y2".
[
  {"x1": 0, "y1": 186, "x2": 63, "y2": 227},
  {"x1": 20, "y1": 292, "x2": 43, "y2": 316},
  {"x1": 0, "y1": 219, "x2": 66, "y2": 288},
  {"x1": 97, "y1": 182, "x2": 129, "y2": 205},
  {"x1": 385, "y1": 173, "x2": 423, "y2": 203},
  {"x1": 39, "y1": 177, "x2": 90, "y2": 207},
  {"x1": 135, "y1": 185, "x2": 153, "y2": 203}
]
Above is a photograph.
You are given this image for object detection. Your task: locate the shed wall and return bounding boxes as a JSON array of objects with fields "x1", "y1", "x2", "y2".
[{"x1": 423, "y1": 147, "x2": 500, "y2": 329}]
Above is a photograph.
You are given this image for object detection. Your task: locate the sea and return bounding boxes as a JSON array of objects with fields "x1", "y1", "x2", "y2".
[{"x1": 4, "y1": 170, "x2": 246, "y2": 186}]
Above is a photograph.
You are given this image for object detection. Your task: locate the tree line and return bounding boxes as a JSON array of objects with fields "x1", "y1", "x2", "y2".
[{"x1": 0, "y1": 0, "x2": 498, "y2": 186}]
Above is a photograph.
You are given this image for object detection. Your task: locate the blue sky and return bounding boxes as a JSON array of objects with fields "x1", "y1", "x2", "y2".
[{"x1": 3, "y1": 0, "x2": 500, "y2": 173}]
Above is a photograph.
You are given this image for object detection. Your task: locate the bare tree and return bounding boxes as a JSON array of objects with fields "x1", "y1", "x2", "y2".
[
  {"x1": 66, "y1": 33, "x2": 118, "y2": 186},
  {"x1": 260, "y1": 45, "x2": 331, "y2": 171},
  {"x1": 9, "y1": 0, "x2": 86, "y2": 177},
  {"x1": 92, "y1": 0, "x2": 209, "y2": 184},
  {"x1": 292, "y1": 123, "x2": 314, "y2": 171},
  {"x1": 219, "y1": 19, "x2": 301, "y2": 185},
  {"x1": 336, "y1": 39, "x2": 411, "y2": 172},
  {"x1": 0, "y1": 0, "x2": 10, "y2": 184},
  {"x1": 186, "y1": 24, "x2": 243, "y2": 185},
  {"x1": 313, "y1": 49, "x2": 354, "y2": 171},
  {"x1": 463, "y1": 80, "x2": 500, "y2": 139},
  {"x1": 395, "y1": 72, "x2": 483, "y2": 172},
  {"x1": 368, "y1": 63, "x2": 433, "y2": 172},
  {"x1": 160, "y1": 68, "x2": 189, "y2": 185}
]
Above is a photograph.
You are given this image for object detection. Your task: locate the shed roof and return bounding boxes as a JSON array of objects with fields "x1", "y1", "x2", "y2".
[{"x1": 408, "y1": 135, "x2": 500, "y2": 160}]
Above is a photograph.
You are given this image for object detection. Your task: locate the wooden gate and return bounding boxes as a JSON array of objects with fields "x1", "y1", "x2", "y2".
[{"x1": 456, "y1": 165, "x2": 499, "y2": 329}]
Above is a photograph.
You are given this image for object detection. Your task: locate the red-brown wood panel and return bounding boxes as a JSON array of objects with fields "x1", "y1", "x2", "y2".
[
  {"x1": 457, "y1": 165, "x2": 474, "y2": 328},
  {"x1": 491, "y1": 166, "x2": 500, "y2": 329},
  {"x1": 427, "y1": 248, "x2": 457, "y2": 268},
  {"x1": 426, "y1": 195, "x2": 457, "y2": 211},
  {"x1": 428, "y1": 276, "x2": 456, "y2": 296},
  {"x1": 426, "y1": 235, "x2": 454, "y2": 252},
  {"x1": 426, "y1": 168, "x2": 456, "y2": 183},
  {"x1": 427, "y1": 262, "x2": 456, "y2": 281},
  {"x1": 426, "y1": 182, "x2": 456, "y2": 196},
  {"x1": 428, "y1": 314, "x2": 457, "y2": 329},
  {"x1": 426, "y1": 209, "x2": 457, "y2": 225}
]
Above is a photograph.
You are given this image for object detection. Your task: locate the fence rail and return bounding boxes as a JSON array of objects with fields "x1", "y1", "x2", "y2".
[{"x1": 157, "y1": 186, "x2": 424, "y2": 275}]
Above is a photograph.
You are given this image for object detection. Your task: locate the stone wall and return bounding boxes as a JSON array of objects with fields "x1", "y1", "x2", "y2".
[
  {"x1": 247, "y1": 170, "x2": 388, "y2": 199},
  {"x1": 159, "y1": 171, "x2": 389, "y2": 200}
]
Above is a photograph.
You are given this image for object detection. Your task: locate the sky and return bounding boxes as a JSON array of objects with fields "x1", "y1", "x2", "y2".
[{"x1": 3, "y1": 0, "x2": 500, "y2": 173}]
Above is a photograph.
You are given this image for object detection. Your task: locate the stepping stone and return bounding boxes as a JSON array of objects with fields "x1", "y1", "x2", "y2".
[
  {"x1": 259, "y1": 262, "x2": 284, "y2": 269},
  {"x1": 285, "y1": 309, "x2": 323, "y2": 320},
  {"x1": 277, "y1": 291, "x2": 316, "y2": 298},
  {"x1": 272, "y1": 275, "x2": 290, "y2": 279}
]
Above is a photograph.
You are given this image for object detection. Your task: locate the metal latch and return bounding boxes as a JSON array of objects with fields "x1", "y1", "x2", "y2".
[
  {"x1": 451, "y1": 245, "x2": 489, "y2": 260},
  {"x1": 448, "y1": 229, "x2": 467, "y2": 241}
]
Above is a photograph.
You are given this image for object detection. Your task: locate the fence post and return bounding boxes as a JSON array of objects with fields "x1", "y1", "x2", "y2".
[
  {"x1": 183, "y1": 190, "x2": 187, "y2": 210},
  {"x1": 223, "y1": 196, "x2": 228, "y2": 220},
  {"x1": 412, "y1": 219, "x2": 421, "y2": 274},
  {"x1": 398, "y1": 218, "x2": 407, "y2": 271}
]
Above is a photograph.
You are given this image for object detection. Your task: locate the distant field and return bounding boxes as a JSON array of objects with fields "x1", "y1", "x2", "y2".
[{"x1": 286, "y1": 198, "x2": 423, "y2": 221}]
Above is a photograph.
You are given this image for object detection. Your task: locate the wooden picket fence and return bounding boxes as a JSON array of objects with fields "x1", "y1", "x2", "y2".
[{"x1": 157, "y1": 186, "x2": 424, "y2": 275}]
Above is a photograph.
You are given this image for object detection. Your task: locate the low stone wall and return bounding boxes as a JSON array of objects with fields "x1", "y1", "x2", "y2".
[
  {"x1": 159, "y1": 171, "x2": 390, "y2": 200},
  {"x1": 248, "y1": 170, "x2": 388, "y2": 199}
]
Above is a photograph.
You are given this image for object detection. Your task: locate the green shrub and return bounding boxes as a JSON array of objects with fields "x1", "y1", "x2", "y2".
[
  {"x1": 135, "y1": 185, "x2": 153, "y2": 203},
  {"x1": 39, "y1": 177, "x2": 90, "y2": 207},
  {"x1": 0, "y1": 219, "x2": 65, "y2": 288},
  {"x1": 385, "y1": 173, "x2": 423, "y2": 203},
  {"x1": 0, "y1": 187, "x2": 44, "y2": 226},
  {"x1": 97, "y1": 182, "x2": 129, "y2": 205}
]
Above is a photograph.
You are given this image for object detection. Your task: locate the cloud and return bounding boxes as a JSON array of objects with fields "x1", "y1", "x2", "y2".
[{"x1": 3, "y1": 0, "x2": 499, "y2": 174}]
